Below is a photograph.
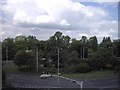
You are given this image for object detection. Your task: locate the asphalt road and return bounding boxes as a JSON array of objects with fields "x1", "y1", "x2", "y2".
[{"x1": 6, "y1": 73, "x2": 119, "y2": 89}]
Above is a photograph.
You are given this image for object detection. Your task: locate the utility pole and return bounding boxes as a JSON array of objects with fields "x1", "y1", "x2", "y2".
[
  {"x1": 57, "y1": 48, "x2": 60, "y2": 88},
  {"x1": 83, "y1": 47, "x2": 84, "y2": 59},
  {"x1": 6, "y1": 46, "x2": 8, "y2": 61},
  {"x1": 81, "y1": 47, "x2": 82, "y2": 58},
  {"x1": 36, "y1": 47, "x2": 38, "y2": 73},
  {"x1": 81, "y1": 46, "x2": 84, "y2": 59}
]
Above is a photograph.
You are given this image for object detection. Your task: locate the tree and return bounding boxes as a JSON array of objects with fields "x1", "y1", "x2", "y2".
[
  {"x1": 14, "y1": 50, "x2": 35, "y2": 69},
  {"x1": 54, "y1": 31, "x2": 63, "y2": 47},
  {"x1": 27, "y1": 35, "x2": 39, "y2": 50},
  {"x1": 62, "y1": 35, "x2": 71, "y2": 48},
  {"x1": 101, "y1": 37, "x2": 111, "y2": 45},
  {"x1": 64, "y1": 51, "x2": 80, "y2": 73},
  {"x1": 89, "y1": 37, "x2": 117, "y2": 70},
  {"x1": 2, "y1": 38, "x2": 16, "y2": 60},
  {"x1": 89, "y1": 51, "x2": 103, "y2": 70},
  {"x1": 68, "y1": 38, "x2": 80, "y2": 53},
  {"x1": 113, "y1": 40, "x2": 120, "y2": 57},
  {"x1": 89, "y1": 36, "x2": 98, "y2": 52},
  {"x1": 80, "y1": 36, "x2": 89, "y2": 58},
  {"x1": 14, "y1": 35, "x2": 28, "y2": 51},
  {"x1": 76, "y1": 63, "x2": 92, "y2": 73},
  {"x1": 66, "y1": 51, "x2": 80, "y2": 66},
  {"x1": 44, "y1": 31, "x2": 70, "y2": 69}
]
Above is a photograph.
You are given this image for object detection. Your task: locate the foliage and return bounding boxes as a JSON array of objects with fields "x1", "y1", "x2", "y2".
[
  {"x1": 114, "y1": 66, "x2": 120, "y2": 73},
  {"x1": 2, "y1": 38, "x2": 16, "y2": 60},
  {"x1": 89, "y1": 36, "x2": 98, "y2": 52},
  {"x1": 113, "y1": 40, "x2": 120, "y2": 57},
  {"x1": 67, "y1": 51, "x2": 80, "y2": 65},
  {"x1": 2, "y1": 32, "x2": 120, "y2": 73},
  {"x1": 89, "y1": 37, "x2": 118, "y2": 70},
  {"x1": 14, "y1": 50, "x2": 35, "y2": 69},
  {"x1": 75, "y1": 63, "x2": 92, "y2": 73},
  {"x1": 68, "y1": 39, "x2": 80, "y2": 56},
  {"x1": 62, "y1": 70, "x2": 114, "y2": 79}
]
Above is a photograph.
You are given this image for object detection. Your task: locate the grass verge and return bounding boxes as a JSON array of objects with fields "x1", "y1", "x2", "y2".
[
  {"x1": 62, "y1": 70, "x2": 115, "y2": 80},
  {"x1": 3, "y1": 64, "x2": 36, "y2": 75},
  {"x1": 3, "y1": 63, "x2": 115, "y2": 79}
]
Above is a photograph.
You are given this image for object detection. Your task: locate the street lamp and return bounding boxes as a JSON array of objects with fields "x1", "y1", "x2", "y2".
[
  {"x1": 57, "y1": 47, "x2": 62, "y2": 88},
  {"x1": 4, "y1": 45, "x2": 8, "y2": 61},
  {"x1": 57, "y1": 48, "x2": 60, "y2": 87},
  {"x1": 36, "y1": 47, "x2": 39, "y2": 73},
  {"x1": 83, "y1": 47, "x2": 84, "y2": 59},
  {"x1": 81, "y1": 47, "x2": 84, "y2": 59}
]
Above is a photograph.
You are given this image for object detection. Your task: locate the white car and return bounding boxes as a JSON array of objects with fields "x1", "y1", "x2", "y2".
[{"x1": 40, "y1": 74, "x2": 52, "y2": 79}]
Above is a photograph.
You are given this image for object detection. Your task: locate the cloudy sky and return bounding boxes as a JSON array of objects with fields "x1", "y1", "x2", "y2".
[{"x1": 0, "y1": 0, "x2": 119, "y2": 43}]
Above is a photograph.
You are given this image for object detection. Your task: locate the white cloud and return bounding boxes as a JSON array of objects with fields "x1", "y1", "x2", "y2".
[
  {"x1": 71, "y1": 0, "x2": 119, "y2": 2},
  {"x1": 0, "y1": 31, "x2": 4, "y2": 35},
  {"x1": 3, "y1": 0, "x2": 108, "y2": 29},
  {"x1": 1, "y1": 0, "x2": 118, "y2": 43},
  {"x1": 60, "y1": 19, "x2": 70, "y2": 26}
]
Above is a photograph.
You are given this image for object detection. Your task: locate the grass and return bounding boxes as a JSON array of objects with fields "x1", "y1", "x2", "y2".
[
  {"x1": 3, "y1": 64, "x2": 18, "y2": 73},
  {"x1": 3, "y1": 63, "x2": 115, "y2": 79},
  {"x1": 3, "y1": 64, "x2": 36, "y2": 74},
  {"x1": 62, "y1": 70, "x2": 115, "y2": 80}
]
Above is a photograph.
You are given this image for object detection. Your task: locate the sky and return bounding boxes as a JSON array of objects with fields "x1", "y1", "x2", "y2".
[{"x1": 0, "y1": 0, "x2": 119, "y2": 43}]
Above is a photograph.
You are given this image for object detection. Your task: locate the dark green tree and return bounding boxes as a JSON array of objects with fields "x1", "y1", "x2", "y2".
[
  {"x1": 14, "y1": 50, "x2": 35, "y2": 69},
  {"x1": 89, "y1": 37, "x2": 117, "y2": 70},
  {"x1": 80, "y1": 36, "x2": 89, "y2": 58},
  {"x1": 67, "y1": 51, "x2": 80, "y2": 65},
  {"x1": 14, "y1": 35, "x2": 28, "y2": 51},
  {"x1": 89, "y1": 36, "x2": 98, "y2": 52},
  {"x1": 2, "y1": 38, "x2": 16, "y2": 60}
]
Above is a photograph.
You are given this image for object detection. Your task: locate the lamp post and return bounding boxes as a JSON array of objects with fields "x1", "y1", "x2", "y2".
[
  {"x1": 81, "y1": 46, "x2": 84, "y2": 59},
  {"x1": 57, "y1": 47, "x2": 62, "y2": 88},
  {"x1": 81, "y1": 47, "x2": 82, "y2": 58},
  {"x1": 6, "y1": 46, "x2": 8, "y2": 61},
  {"x1": 36, "y1": 47, "x2": 39, "y2": 73},
  {"x1": 83, "y1": 47, "x2": 84, "y2": 59},
  {"x1": 57, "y1": 48, "x2": 60, "y2": 88}
]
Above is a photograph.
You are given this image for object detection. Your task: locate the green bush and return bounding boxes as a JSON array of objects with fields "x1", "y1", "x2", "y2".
[
  {"x1": 76, "y1": 63, "x2": 92, "y2": 73},
  {"x1": 49, "y1": 68, "x2": 57, "y2": 73},
  {"x1": 63, "y1": 63, "x2": 92, "y2": 73},
  {"x1": 63, "y1": 66, "x2": 76, "y2": 73},
  {"x1": 114, "y1": 66, "x2": 120, "y2": 73},
  {"x1": 38, "y1": 66, "x2": 46, "y2": 73}
]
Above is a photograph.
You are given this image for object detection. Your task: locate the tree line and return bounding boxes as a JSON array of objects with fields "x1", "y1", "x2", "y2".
[{"x1": 2, "y1": 31, "x2": 120, "y2": 73}]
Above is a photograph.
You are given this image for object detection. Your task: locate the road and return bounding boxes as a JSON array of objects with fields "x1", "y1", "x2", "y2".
[{"x1": 5, "y1": 73, "x2": 119, "y2": 89}]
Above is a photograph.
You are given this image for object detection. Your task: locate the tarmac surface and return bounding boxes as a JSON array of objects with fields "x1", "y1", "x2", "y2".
[{"x1": 6, "y1": 73, "x2": 119, "y2": 89}]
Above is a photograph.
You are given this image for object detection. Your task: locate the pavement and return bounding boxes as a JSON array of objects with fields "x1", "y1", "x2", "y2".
[{"x1": 5, "y1": 73, "x2": 119, "y2": 89}]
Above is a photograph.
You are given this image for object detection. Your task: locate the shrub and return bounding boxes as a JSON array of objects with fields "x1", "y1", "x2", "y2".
[
  {"x1": 63, "y1": 63, "x2": 92, "y2": 73},
  {"x1": 49, "y1": 68, "x2": 57, "y2": 73},
  {"x1": 114, "y1": 66, "x2": 120, "y2": 73},
  {"x1": 63, "y1": 65, "x2": 76, "y2": 73},
  {"x1": 14, "y1": 50, "x2": 35, "y2": 69},
  {"x1": 76, "y1": 63, "x2": 92, "y2": 73}
]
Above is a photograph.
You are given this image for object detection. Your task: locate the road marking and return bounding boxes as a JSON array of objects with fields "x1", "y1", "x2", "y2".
[{"x1": 54, "y1": 75, "x2": 84, "y2": 89}]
